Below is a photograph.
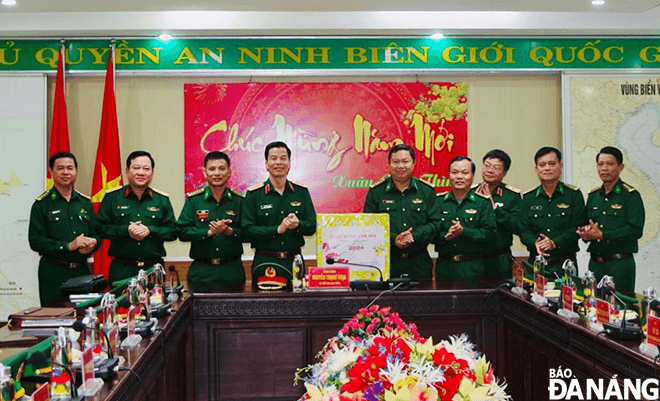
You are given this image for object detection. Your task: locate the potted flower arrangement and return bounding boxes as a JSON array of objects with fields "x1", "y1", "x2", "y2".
[{"x1": 295, "y1": 305, "x2": 509, "y2": 401}]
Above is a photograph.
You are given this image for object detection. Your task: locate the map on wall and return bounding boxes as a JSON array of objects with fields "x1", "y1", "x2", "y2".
[{"x1": 567, "y1": 75, "x2": 660, "y2": 293}]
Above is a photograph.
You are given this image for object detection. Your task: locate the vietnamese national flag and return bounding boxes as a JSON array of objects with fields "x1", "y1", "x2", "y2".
[
  {"x1": 46, "y1": 44, "x2": 70, "y2": 189},
  {"x1": 91, "y1": 47, "x2": 123, "y2": 279}
]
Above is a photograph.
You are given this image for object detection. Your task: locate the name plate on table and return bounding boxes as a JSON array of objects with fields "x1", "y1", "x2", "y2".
[
  {"x1": 307, "y1": 267, "x2": 350, "y2": 290},
  {"x1": 596, "y1": 299, "x2": 611, "y2": 324},
  {"x1": 648, "y1": 315, "x2": 660, "y2": 346},
  {"x1": 562, "y1": 285, "x2": 574, "y2": 311}
]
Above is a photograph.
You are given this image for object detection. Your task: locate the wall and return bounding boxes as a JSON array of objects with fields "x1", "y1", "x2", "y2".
[{"x1": 48, "y1": 73, "x2": 562, "y2": 259}]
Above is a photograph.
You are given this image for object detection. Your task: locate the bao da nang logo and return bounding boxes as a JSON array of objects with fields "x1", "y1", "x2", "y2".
[{"x1": 549, "y1": 367, "x2": 660, "y2": 400}]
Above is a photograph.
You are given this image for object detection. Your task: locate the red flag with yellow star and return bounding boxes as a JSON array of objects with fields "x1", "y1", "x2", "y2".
[
  {"x1": 46, "y1": 44, "x2": 70, "y2": 189},
  {"x1": 91, "y1": 46, "x2": 123, "y2": 278}
]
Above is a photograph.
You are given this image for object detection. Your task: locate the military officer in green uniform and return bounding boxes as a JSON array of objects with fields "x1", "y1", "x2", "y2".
[
  {"x1": 434, "y1": 156, "x2": 496, "y2": 282},
  {"x1": 577, "y1": 146, "x2": 644, "y2": 293},
  {"x1": 242, "y1": 141, "x2": 317, "y2": 290},
  {"x1": 473, "y1": 149, "x2": 522, "y2": 279},
  {"x1": 29, "y1": 152, "x2": 99, "y2": 306},
  {"x1": 97, "y1": 150, "x2": 177, "y2": 285},
  {"x1": 178, "y1": 151, "x2": 245, "y2": 291},
  {"x1": 520, "y1": 147, "x2": 587, "y2": 277},
  {"x1": 363, "y1": 144, "x2": 441, "y2": 280}
]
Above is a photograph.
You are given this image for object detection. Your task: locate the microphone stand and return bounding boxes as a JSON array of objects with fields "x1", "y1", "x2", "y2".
[
  {"x1": 326, "y1": 258, "x2": 388, "y2": 291},
  {"x1": 603, "y1": 289, "x2": 642, "y2": 340},
  {"x1": 27, "y1": 352, "x2": 83, "y2": 401},
  {"x1": 71, "y1": 322, "x2": 120, "y2": 381}
]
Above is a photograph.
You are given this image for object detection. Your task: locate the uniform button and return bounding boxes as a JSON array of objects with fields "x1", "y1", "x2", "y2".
[
  {"x1": 605, "y1": 198, "x2": 608, "y2": 202},
  {"x1": 386, "y1": 207, "x2": 390, "y2": 211},
  {"x1": 402, "y1": 208, "x2": 406, "y2": 211},
  {"x1": 547, "y1": 214, "x2": 551, "y2": 217},
  {"x1": 138, "y1": 242, "x2": 141, "y2": 246},
  {"x1": 70, "y1": 217, "x2": 73, "y2": 220},
  {"x1": 417, "y1": 208, "x2": 421, "y2": 211},
  {"x1": 266, "y1": 213, "x2": 269, "y2": 216},
  {"x1": 281, "y1": 242, "x2": 284, "y2": 245},
  {"x1": 73, "y1": 231, "x2": 76, "y2": 234},
  {"x1": 55, "y1": 217, "x2": 59, "y2": 221},
  {"x1": 403, "y1": 223, "x2": 407, "y2": 226},
  {"x1": 561, "y1": 212, "x2": 565, "y2": 216},
  {"x1": 469, "y1": 218, "x2": 473, "y2": 221},
  {"x1": 281, "y1": 211, "x2": 284, "y2": 214},
  {"x1": 534, "y1": 214, "x2": 537, "y2": 218},
  {"x1": 603, "y1": 211, "x2": 606, "y2": 214},
  {"x1": 216, "y1": 248, "x2": 219, "y2": 251},
  {"x1": 547, "y1": 229, "x2": 551, "y2": 232},
  {"x1": 137, "y1": 214, "x2": 140, "y2": 217}
]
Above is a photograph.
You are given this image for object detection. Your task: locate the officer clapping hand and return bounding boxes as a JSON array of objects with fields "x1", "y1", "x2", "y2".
[
  {"x1": 128, "y1": 221, "x2": 150, "y2": 241},
  {"x1": 444, "y1": 219, "x2": 464, "y2": 241},
  {"x1": 277, "y1": 213, "x2": 299, "y2": 234},
  {"x1": 535, "y1": 233, "x2": 556, "y2": 257},
  {"x1": 576, "y1": 219, "x2": 603, "y2": 241},
  {"x1": 395, "y1": 227, "x2": 414, "y2": 249},
  {"x1": 476, "y1": 182, "x2": 497, "y2": 210},
  {"x1": 208, "y1": 219, "x2": 233, "y2": 237}
]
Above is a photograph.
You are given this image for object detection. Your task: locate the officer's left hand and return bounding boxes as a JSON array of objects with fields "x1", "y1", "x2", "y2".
[
  {"x1": 395, "y1": 228, "x2": 414, "y2": 249},
  {"x1": 78, "y1": 237, "x2": 97, "y2": 255},
  {"x1": 444, "y1": 220, "x2": 463, "y2": 240},
  {"x1": 286, "y1": 213, "x2": 299, "y2": 229},
  {"x1": 576, "y1": 219, "x2": 603, "y2": 241}
]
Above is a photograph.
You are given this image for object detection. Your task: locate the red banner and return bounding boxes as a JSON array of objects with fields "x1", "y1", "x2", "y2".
[{"x1": 184, "y1": 82, "x2": 468, "y2": 213}]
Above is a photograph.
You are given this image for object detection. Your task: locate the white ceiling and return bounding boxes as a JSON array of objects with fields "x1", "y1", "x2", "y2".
[{"x1": 1, "y1": 0, "x2": 660, "y2": 37}]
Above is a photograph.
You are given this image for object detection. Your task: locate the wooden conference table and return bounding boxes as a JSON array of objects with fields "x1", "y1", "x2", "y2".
[
  {"x1": 190, "y1": 279, "x2": 660, "y2": 401},
  {"x1": 7, "y1": 279, "x2": 659, "y2": 401}
]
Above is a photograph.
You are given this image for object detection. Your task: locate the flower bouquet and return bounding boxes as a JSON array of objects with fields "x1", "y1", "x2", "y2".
[{"x1": 295, "y1": 305, "x2": 509, "y2": 401}]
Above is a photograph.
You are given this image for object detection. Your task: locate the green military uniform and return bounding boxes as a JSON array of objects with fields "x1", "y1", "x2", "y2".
[
  {"x1": 471, "y1": 183, "x2": 523, "y2": 279},
  {"x1": 585, "y1": 180, "x2": 644, "y2": 293},
  {"x1": 363, "y1": 175, "x2": 441, "y2": 279},
  {"x1": 242, "y1": 179, "x2": 316, "y2": 287},
  {"x1": 177, "y1": 186, "x2": 245, "y2": 288},
  {"x1": 28, "y1": 188, "x2": 100, "y2": 306},
  {"x1": 434, "y1": 190, "x2": 496, "y2": 282},
  {"x1": 520, "y1": 182, "x2": 587, "y2": 277},
  {"x1": 97, "y1": 185, "x2": 177, "y2": 285}
]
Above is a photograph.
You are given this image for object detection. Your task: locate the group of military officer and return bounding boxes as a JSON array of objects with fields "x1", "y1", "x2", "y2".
[{"x1": 29, "y1": 141, "x2": 644, "y2": 305}]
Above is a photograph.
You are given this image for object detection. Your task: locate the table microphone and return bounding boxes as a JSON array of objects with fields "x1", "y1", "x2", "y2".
[
  {"x1": 27, "y1": 351, "x2": 83, "y2": 401},
  {"x1": 71, "y1": 321, "x2": 119, "y2": 381},
  {"x1": 602, "y1": 285, "x2": 642, "y2": 340},
  {"x1": 326, "y1": 257, "x2": 387, "y2": 290},
  {"x1": 649, "y1": 300, "x2": 660, "y2": 314},
  {"x1": 164, "y1": 265, "x2": 183, "y2": 300}
]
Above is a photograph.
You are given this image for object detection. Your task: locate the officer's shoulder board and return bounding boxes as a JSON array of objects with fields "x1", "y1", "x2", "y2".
[
  {"x1": 470, "y1": 183, "x2": 479, "y2": 189},
  {"x1": 35, "y1": 190, "x2": 49, "y2": 201},
  {"x1": 418, "y1": 177, "x2": 434, "y2": 188},
  {"x1": 564, "y1": 183, "x2": 580, "y2": 192},
  {"x1": 186, "y1": 188, "x2": 205, "y2": 198},
  {"x1": 151, "y1": 187, "x2": 170, "y2": 197},
  {"x1": 523, "y1": 186, "x2": 537, "y2": 196},
  {"x1": 589, "y1": 186, "x2": 600, "y2": 194},
  {"x1": 474, "y1": 191, "x2": 490, "y2": 200},
  {"x1": 75, "y1": 190, "x2": 90, "y2": 200},
  {"x1": 106, "y1": 186, "x2": 123, "y2": 194},
  {"x1": 504, "y1": 184, "x2": 521, "y2": 194},
  {"x1": 622, "y1": 182, "x2": 637, "y2": 193},
  {"x1": 370, "y1": 174, "x2": 390, "y2": 189},
  {"x1": 230, "y1": 188, "x2": 246, "y2": 198},
  {"x1": 290, "y1": 181, "x2": 308, "y2": 189},
  {"x1": 437, "y1": 190, "x2": 450, "y2": 197},
  {"x1": 247, "y1": 182, "x2": 265, "y2": 192}
]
